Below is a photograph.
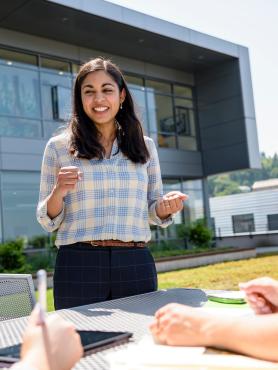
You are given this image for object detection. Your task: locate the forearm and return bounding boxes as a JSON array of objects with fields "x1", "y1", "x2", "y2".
[
  {"x1": 47, "y1": 187, "x2": 64, "y2": 219},
  {"x1": 207, "y1": 314, "x2": 278, "y2": 362}
]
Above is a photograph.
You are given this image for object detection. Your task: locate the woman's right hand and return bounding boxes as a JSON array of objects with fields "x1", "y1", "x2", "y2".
[{"x1": 54, "y1": 166, "x2": 82, "y2": 198}]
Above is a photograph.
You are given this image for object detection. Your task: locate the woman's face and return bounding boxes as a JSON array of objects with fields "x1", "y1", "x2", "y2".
[{"x1": 81, "y1": 70, "x2": 125, "y2": 129}]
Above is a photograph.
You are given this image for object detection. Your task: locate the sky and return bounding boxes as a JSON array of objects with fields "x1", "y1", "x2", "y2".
[{"x1": 107, "y1": 0, "x2": 277, "y2": 156}]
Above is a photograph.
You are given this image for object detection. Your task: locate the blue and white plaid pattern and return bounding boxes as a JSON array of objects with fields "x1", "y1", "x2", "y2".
[{"x1": 37, "y1": 133, "x2": 172, "y2": 246}]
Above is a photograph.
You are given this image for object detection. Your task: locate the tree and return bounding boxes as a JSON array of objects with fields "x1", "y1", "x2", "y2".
[{"x1": 209, "y1": 152, "x2": 278, "y2": 197}]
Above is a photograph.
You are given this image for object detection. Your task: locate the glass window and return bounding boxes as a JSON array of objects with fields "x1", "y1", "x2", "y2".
[
  {"x1": 173, "y1": 84, "x2": 193, "y2": 99},
  {"x1": 163, "y1": 179, "x2": 183, "y2": 225},
  {"x1": 178, "y1": 136, "x2": 197, "y2": 151},
  {"x1": 52, "y1": 85, "x2": 72, "y2": 121},
  {"x1": 174, "y1": 98, "x2": 193, "y2": 109},
  {"x1": 0, "y1": 117, "x2": 41, "y2": 138},
  {"x1": 151, "y1": 178, "x2": 204, "y2": 245},
  {"x1": 72, "y1": 63, "x2": 80, "y2": 75},
  {"x1": 157, "y1": 133, "x2": 176, "y2": 149},
  {"x1": 41, "y1": 71, "x2": 72, "y2": 137},
  {"x1": 147, "y1": 93, "x2": 174, "y2": 133},
  {"x1": 267, "y1": 214, "x2": 278, "y2": 231},
  {"x1": 182, "y1": 179, "x2": 202, "y2": 191},
  {"x1": 1, "y1": 172, "x2": 44, "y2": 240},
  {"x1": 146, "y1": 79, "x2": 171, "y2": 94},
  {"x1": 126, "y1": 75, "x2": 144, "y2": 88},
  {"x1": 182, "y1": 180, "x2": 204, "y2": 223},
  {"x1": 0, "y1": 48, "x2": 37, "y2": 68},
  {"x1": 43, "y1": 120, "x2": 68, "y2": 140},
  {"x1": 129, "y1": 87, "x2": 148, "y2": 132},
  {"x1": 232, "y1": 214, "x2": 255, "y2": 233},
  {"x1": 163, "y1": 179, "x2": 182, "y2": 192},
  {"x1": 40, "y1": 57, "x2": 70, "y2": 73},
  {"x1": 145, "y1": 80, "x2": 197, "y2": 151},
  {"x1": 0, "y1": 64, "x2": 41, "y2": 119}
]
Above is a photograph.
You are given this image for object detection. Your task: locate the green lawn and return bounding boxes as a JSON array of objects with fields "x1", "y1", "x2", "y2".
[{"x1": 43, "y1": 254, "x2": 278, "y2": 312}]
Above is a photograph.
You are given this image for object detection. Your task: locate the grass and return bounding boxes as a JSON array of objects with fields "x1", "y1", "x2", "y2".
[
  {"x1": 43, "y1": 254, "x2": 278, "y2": 312},
  {"x1": 158, "y1": 254, "x2": 278, "y2": 290}
]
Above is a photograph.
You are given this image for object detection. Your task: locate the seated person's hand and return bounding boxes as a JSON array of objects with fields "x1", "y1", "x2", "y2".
[
  {"x1": 239, "y1": 277, "x2": 278, "y2": 314},
  {"x1": 149, "y1": 303, "x2": 213, "y2": 347},
  {"x1": 16, "y1": 305, "x2": 83, "y2": 370}
]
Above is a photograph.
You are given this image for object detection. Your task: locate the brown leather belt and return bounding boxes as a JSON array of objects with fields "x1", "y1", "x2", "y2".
[{"x1": 82, "y1": 240, "x2": 146, "y2": 248}]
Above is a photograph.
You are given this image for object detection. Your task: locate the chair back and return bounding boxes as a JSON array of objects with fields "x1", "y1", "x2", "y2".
[{"x1": 0, "y1": 274, "x2": 36, "y2": 320}]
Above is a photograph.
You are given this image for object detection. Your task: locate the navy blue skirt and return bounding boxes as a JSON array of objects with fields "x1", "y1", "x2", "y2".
[{"x1": 53, "y1": 242, "x2": 158, "y2": 309}]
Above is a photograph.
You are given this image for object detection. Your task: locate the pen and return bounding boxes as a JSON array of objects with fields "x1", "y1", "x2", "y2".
[{"x1": 37, "y1": 269, "x2": 47, "y2": 325}]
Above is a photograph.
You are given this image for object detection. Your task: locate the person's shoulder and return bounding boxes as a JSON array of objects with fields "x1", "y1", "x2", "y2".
[
  {"x1": 46, "y1": 130, "x2": 70, "y2": 150},
  {"x1": 144, "y1": 135, "x2": 157, "y2": 153}
]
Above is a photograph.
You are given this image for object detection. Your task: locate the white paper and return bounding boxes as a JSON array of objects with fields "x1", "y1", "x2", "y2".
[
  {"x1": 107, "y1": 335, "x2": 205, "y2": 369},
  {"x1": 106, "y1": 335, "x2": 278, "y2": 370}
]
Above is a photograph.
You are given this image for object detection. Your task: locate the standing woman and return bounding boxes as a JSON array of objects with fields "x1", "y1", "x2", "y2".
[{"x1": 37, "y1": 58, "x2": 187, "y2": 310}]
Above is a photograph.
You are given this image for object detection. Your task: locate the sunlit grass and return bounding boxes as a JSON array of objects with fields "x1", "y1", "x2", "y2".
[
  {"x1": 44, "y1": 254, "x2": 278, "y2": 312},
  {"x1": 158, "y1": 254, "x2": 278, "y2": 290}
]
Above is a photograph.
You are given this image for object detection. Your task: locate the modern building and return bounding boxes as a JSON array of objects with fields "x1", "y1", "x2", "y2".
[
  {"x1": 0, "y1": 0, "x2": 260, "y2": 245},
  {"x1": 210, "y1": 179, "x2": 278, "y2": 247}
]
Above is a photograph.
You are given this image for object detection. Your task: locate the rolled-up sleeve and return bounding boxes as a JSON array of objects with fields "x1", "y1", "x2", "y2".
[
  {"x1": 146, "y1": 138, "x2": 173, "y2": 228},
  {"x1": 36, "y1": 140, "x2": 65, "y2": 232}
]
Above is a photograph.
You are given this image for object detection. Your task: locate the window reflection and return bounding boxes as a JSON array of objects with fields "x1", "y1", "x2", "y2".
[
  {"x1": 146, "y1": 79, "x2": 171, "y2": 94},
  {"x1": 0, "y1": 47, "x2": 197, "y2": 149},
  {"x1": 129, "y1": 87, "x2": 148, "y2": 132},
  {"x1": 0, "y1": 65, "x2": 41, "y2": 118},
  {"x1": 147, "y1": 93, "x2": 174, "y2": 133},
  {"x1": 1, "y1": 172, "x2": 44, "y2": 239},
  {"x1": 41, "y1": 71, "x2": 72, "y2": 136},
  {"x1": 125, "y1": 75, "x2": 143, "y2": 88},
  {"x1": 0, "y1": 48, "x2": 37, "y2": 68},
  {"x1": 151, "y1": 178, "x2": 204, "y2": 246},
  {"x1": 40, "y1": 57, "x2": 70, "y2": 73},
  {"x1": 174, "y1": 84, "x2": 193, "y2": 99},
  {"x1": 0, "y1": 117, "x2": 41, "y2": 138}
]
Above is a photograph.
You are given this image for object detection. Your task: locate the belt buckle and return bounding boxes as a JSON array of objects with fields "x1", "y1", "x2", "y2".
[{"x1": 90, "y1": 241, "x2": 99, "y2": 247}]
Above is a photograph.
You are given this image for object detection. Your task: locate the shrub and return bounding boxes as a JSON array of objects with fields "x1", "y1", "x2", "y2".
[
  {"x1": 0, "y1": 238, "x2": 27, "y2": 272},
  {"x1": 28, "y1": 235, "x2": 49, "y2": 249},
  {"x1": 26, "y1": 252, "x2": 55, "y2": 272},
  {"x1": 188, "y1": 219, "x2": 213, "y2": 248}
]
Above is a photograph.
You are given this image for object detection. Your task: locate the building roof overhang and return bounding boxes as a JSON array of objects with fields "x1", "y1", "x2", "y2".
[{"x1": 0, "y1": 0, "x2": 239, "y2": 71}]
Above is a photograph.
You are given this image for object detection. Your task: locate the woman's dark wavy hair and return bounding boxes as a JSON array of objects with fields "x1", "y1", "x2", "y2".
[{"x1": 68, "y1": 57, "x2": 149, "y2": 163}]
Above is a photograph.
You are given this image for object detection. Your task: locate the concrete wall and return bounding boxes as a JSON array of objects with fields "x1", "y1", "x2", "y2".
[
  {"x1": 196, "y1": 56, "x2": 260, "y2": 176},
  {"x1": 215, "y1": 233, "x2": 278, "y2": 248},
  {"x1": 156, "y1": 248, "x2": 256, "y2": 273}
]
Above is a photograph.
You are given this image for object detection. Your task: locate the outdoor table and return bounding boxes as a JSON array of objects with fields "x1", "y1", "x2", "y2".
[
  {"x1": 1, "y1": 288, "x2": 277, "y2": 369},
  {"x1": 0, "y1": 288, "x2": 207, "y2": 369}
]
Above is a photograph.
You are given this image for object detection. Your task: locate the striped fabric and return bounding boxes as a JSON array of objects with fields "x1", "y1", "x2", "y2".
[{"x1": 37, "y1": 132, "x2": 172, "y2": 246}]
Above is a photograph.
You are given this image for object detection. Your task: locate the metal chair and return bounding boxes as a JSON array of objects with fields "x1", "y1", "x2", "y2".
[{"x1": 0, "y1": 274, "x2": 36, "y2": 321}]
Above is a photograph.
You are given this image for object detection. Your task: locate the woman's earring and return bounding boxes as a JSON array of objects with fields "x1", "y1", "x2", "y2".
[{"x1": 120, "y1": 102, "x2": 123, "y2": 110}]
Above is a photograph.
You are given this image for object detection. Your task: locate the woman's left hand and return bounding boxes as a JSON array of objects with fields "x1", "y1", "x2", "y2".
[{"x1": 156, "y1": 191, "x2": 188, "y2": 220}]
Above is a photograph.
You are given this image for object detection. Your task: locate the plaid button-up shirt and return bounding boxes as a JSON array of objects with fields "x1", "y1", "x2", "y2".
[{"x1": 37, "y1": 133, "x2": 172, "y2": 246}]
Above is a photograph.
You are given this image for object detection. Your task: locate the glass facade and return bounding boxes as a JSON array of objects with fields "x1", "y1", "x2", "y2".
[
  {"x1": 125, "y1": 76, "x2": 197, "y2": 150},
  {"x1": 151, "y1": 179, "x2": 204, "y2": 246},
  {"x1": 1, "y1": 172, "x2": 44, "y2": 240},
  {"x1": 0, "y1": 47, "x2": 197, "y2": 150},
  {"x1": 0, "y1": 48, "x2": 74, "y2": 140},
  {"x1": 0, "y1": 46, "x2": 203, "y2": 243}
]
